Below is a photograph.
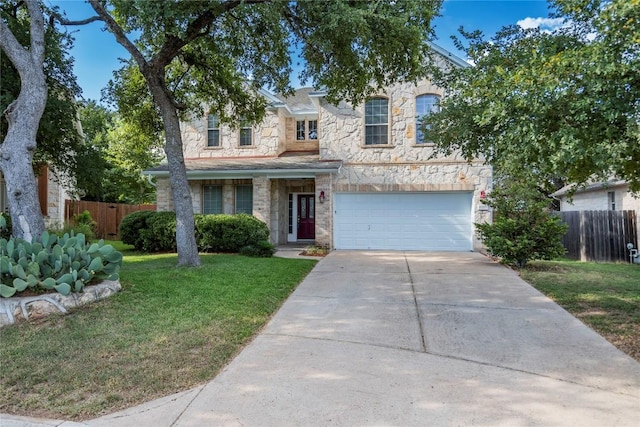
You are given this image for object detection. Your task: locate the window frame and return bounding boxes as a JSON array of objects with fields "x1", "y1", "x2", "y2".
[
  {"x1": 295, "y1": 119, "x2": 319, "y2": 141},
  {"x1": 364, "y1": 96, "x2": 390, "y2": 146},
  {"x1": 608, "y1": 191, "x2": 616, "y2": 210},
  {"x1": 415, "y1": 93, "x2": 441, "y2": 145},
  {"x1": 206, "y1": 113, "x2": 220, "y2": 147},
  {"x1": 202, "y1": 185, "x2": 223, "y2": 214},
  {"x1": 239, "y1": 119, "x2": 253, "y2": 147},
  {"x1": 235, "y1": 185, "x2": 253, "y2": 214}
]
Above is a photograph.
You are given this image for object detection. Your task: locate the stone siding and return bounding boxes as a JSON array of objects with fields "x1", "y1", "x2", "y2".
[
  {"x1": 318, "y1": 79, "x2": 493, "y2": 250},
  {"x1": 182, "y1": 110, "x2": 282, "y2": 159}
]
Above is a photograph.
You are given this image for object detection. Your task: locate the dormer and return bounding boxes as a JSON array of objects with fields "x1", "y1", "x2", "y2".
[{"x1": 274, "y1": 88, "x2": 322, "y2": 154}]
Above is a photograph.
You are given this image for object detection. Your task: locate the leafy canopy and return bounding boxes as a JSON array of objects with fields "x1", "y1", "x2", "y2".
[
  {"x1": 424, "y1": 0, "x2": 639, "y2": 192},
  {"x1": 105, "y1": 0, "x2": 442, "y2": 123},
  {"x1": 77, "y1": 101, "x2": 162, "y2": 204}
]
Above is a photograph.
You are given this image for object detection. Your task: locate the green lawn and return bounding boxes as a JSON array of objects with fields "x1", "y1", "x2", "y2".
[
  {"x1": 520, "y1": 259, "x2": 640, "y2": 362},
  {"x1": 0, "y1": 245, "x2": 317, "y2": 420}
]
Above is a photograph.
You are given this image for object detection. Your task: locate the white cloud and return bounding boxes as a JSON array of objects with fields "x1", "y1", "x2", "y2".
[{"x1": 517, "y1": 17, "x2": 565, "y2": 32}]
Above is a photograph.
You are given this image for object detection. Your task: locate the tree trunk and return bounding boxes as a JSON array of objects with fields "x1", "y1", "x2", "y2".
[
  {"x1": 0, "y1": 0, "x2": 47, "y2": 241},
  {"x1": 148, "y1": 84, "x2": 201, "y2": 267}
]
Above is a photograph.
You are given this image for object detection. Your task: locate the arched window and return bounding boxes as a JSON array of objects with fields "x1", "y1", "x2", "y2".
[
  {"x1": 415, "y1": 94, "x2": 440, "y2": 144},
  {"x1": 364, "y1": 97, "x2": 389, "y2": 145}
]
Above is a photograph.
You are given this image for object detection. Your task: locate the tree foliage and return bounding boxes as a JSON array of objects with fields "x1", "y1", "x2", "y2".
[
  {"x1": 477, "y1": 180, "x2": 568, "y2": 268},
  {"x1": 77, "y1": 100, "x2": 162, "y2": 204},
  {"x1": 425, "y1": 0, "x2": 640, "y2": 193},
  {"x1": 75, "y1": 0, "x2": 442, "y2": 266}
]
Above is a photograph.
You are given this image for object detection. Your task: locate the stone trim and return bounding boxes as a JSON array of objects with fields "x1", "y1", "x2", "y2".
[
  {"x1": 334, "y1": 183, "x2": 475, "y2": 192},
  {"x1": 342, "y1": 160, "x2": 486, "y2": 166},
  {"x1": 0, "y1": 280, "x2": 121, "y2": 328}
]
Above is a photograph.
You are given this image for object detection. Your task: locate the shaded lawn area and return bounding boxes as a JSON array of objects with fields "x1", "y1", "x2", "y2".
[
  {"x1": 520, "y1": 259, "x2": 640, "y2": 362},
  {"x1": 0, "y1": 248, "x2": 317, "y2": 421}
]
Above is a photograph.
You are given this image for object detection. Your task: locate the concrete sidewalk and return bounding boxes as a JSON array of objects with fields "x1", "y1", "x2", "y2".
[{"x1": 3, "y1": 251, "x2": 639, "y2": 426}]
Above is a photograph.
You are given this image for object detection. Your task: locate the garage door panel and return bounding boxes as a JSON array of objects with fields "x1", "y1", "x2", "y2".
[{"x1": 334, "y1": 192, "x2": 472, "y2": 251}]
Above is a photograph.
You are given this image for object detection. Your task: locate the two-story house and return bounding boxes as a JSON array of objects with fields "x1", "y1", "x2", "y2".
[{"x1": 146, "y1": 45, "x2": 492, "y2": 251}]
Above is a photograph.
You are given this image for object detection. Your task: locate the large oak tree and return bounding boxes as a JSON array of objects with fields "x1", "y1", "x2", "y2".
[{"x1": 71, "y1": 0, "x2": 442, "y2": 266}]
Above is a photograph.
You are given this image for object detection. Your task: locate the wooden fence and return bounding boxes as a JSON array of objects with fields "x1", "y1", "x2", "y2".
[
  {"x1": 65, "y1": 200, "x2": 156, "y2": 240},
  {"x1": 557, "y1": 210, "x2": 638, "y2": 262}
]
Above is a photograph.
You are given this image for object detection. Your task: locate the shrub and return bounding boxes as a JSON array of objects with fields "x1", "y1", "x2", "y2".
[
  {"x1": 121, "y1": 212, "x2": 270, "y2": 254},
  {"x1": 120, "y1": 210, "x2": 156, "y2": 250},
  {"x1": 476, "y1": 181, "x2": 568, "y2": 268},
  {"x1": 143, "y1": 211, "x2": 177, "y2": 252},
  {"x1": 0, "y1": 230, "x2": 123, "y2": 298},
  {"x1": 195, "y1": 214, "x2": 270, "y2": 253},
  {"x1": 72, "y1": 210, "x2": 98, "y2": 240},
  {"x1": 239, "y1": 240, "x2": 276, "y2": 257},
  {"x1": 0, "y1": 214, "x2": 12, "y2": 240}
]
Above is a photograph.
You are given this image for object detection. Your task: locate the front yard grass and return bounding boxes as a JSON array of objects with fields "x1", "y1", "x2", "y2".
[
  {"x1": 0, "y1": 246, "x2": 317, "y2": 421},
  {"x1": 520, "y1": 259, "x2": 640, "y2": 362}
]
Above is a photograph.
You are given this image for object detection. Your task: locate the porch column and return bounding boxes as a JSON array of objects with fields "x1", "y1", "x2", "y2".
[
  {"x1": 315, "y1": 173, "x2": 333, "y2": 248},
  {"x1": 252, "y1": 175, "x2": 272, "y2": 242}
]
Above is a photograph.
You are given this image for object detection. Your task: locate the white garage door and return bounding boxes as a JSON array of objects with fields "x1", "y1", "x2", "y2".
[{"x1": 334, "y1": 192, "x2": 473, "y2": 251}]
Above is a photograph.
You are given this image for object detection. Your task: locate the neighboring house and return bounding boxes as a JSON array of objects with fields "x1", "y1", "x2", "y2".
[
  {"x1": 552, "y1": 179, "x2": 640, "y2": 237},
  {"x1": 0, "y1": 166, "x2": 73, "y2": 229},
  {"x1": 146, "y1": 44, "x2": 493, "y2": 251}
]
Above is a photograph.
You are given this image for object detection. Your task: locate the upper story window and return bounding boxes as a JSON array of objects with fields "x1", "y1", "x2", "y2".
[
  {"x1": 296, "y1": 119, "x2": 318, "y2": 141},
  {"x1": 239, "y1": 118, "x2": 253, "y2": 146},
  {"x1": 415, "y1": 94, "x2": 440, "y2": 144},
  {"x1": 207, "y1": 114, "x2": 220, "y2": 147},
  {"x1": 364, "y1": 97, "x2": 389, "y2": 145}
]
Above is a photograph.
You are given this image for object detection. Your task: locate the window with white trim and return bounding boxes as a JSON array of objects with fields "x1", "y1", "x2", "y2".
[
  {"x1": 207, "y1": 114, "x2": 220, "y2": 147},
  {"x1": 415, "y1": 94, "x2": 440, "y2": 144},
  {"x1": 608, "y1": 191, "x2": 616, "y2": 210},
  {"x1": 296, "y1": 119, "x2": 318, "y2": 141},
  {"x1": 203, "y1": 185, "x2": 223, "y2": 214},
  {"x1": 239, "y1": 119, "x2": 252, "y2": 146},
  {"x1": 364, "y1": 97, "x2": 389, "y2": 145},
  {"x1": 235, "y1": 185, "x2": 253, "y2": 214}
]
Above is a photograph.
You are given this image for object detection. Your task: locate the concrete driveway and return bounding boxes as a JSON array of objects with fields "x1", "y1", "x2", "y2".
[{"x1": 4, "y1": 251, "x2": 639, "y2": 426}]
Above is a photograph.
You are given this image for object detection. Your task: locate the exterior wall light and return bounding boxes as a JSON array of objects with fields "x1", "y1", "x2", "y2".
[{"x1": 319, "y1": 191, "x2": 326, "y2": 203}]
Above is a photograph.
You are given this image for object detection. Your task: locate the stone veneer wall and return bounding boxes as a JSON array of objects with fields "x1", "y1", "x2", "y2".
[
  {"x1": 318, "y1": 78, "x2": 493, "y2": 250},
  {"x1": 314, "y1": 173, "x2": 333, "y2": 248},
  {"x1": 181, "y1": 109, "x2": 282, "y2": 159}
]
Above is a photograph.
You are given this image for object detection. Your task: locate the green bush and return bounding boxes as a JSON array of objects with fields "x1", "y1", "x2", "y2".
[
  {"x1": 0, "y1": 230, "x2": 123, "y2": 298},
  {"x1": 239, "y1": 240, "x2": 276, "y2": 257},
  {"x1": 0, "y1": 214, "x2": 12, "y2": 240},
  {"x1": 120, "y1": 211, "x2": 271, "y2": 254},
  {"x1": 476, "y1": 181, "x2": 568, "y2": 268},
  {"x1": 72, "y1": 210, "x2": 98, "y2": 240},
  {"x1": 195, "y1": 214, "x2": 270, "y2": 253},
  {"x1": 143, "y1": 211, "x2": 177, "y2": 252},
  {"x1": 119, "y1": 210, "x2": 156, "y2": 250}
]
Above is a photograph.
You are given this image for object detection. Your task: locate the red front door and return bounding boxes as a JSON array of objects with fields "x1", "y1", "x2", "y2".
[{"x1": 297, "y1": 194, "x2": 315, "y2": 240}]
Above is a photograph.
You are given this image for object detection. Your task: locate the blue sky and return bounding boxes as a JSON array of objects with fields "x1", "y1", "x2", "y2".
[{"x1": 48, "y1": 0, "x2": 558, "y2": 102}]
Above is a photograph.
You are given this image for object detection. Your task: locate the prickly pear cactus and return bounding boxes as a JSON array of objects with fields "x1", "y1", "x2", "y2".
[{"x1": 0, "y1": 230, "x2": 123, "y2": 298}]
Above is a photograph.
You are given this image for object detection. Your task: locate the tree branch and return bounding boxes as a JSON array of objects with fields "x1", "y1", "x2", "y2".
[
  {"x1": 0, "y1": 0, "x2": 43, "y2": 72},
  {"x1": 52, "y1": 13, "x2": 103, "y2": 26},
  {"x1": 86, "y1": 0, "x2": 148, "y2": 71}
]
